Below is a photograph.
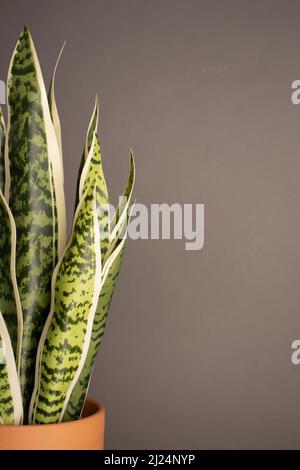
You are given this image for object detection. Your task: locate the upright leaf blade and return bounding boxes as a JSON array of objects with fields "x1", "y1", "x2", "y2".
[
  {"x1": 0, "y1": 311, "x2": 23, "y2": 425},
  {"x1": 0, "y1": 192, "x2": 23, "y2": 367},
  {"x1": 30, "y1": 184, "x2": 101, "y2": 424},
  {"x1": 5, "y1": 27, "x2": 66, "y2": 417},
  {"x1": 63, "y1": 161, "x2": 136, "y2": 420},
  {"x1": 63, "y1": 234, "x2": 127, "y2": 421},
  {"x1": 0, "y1": 107, "x2": 5, "y2": 193}
]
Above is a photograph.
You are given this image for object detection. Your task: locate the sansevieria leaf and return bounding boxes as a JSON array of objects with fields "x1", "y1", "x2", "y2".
[
  {"x1": 0, "y1": 192, "x2": 23, "y2": 366},
  {"x1": 0, "y1": 311, "x2": 23, "y2": 425},
  {"x1": 5, "y1": 27, "x2": 66, "y2": 417},
  {"x1": 0, "y1": 107, "x2": 5, "y2": 193},
  {"x1": 29, "y1": 183, "x2": 102, "y2": 424},
  {"x1": 79, "y1": 131, "x2": 110, "y2": 260},
  {"x1": 63, "y1": 228, "x2": 129, "y2": 421},
  {"x1": 63, "y1": 158, "x2": 135, "y2": 420}
]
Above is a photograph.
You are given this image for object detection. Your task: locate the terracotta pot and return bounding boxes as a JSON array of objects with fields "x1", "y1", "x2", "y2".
[{"x1": 0, "y1": 397, "x2": 105, "y2": 450}]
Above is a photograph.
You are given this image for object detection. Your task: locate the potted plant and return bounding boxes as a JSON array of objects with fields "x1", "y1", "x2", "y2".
[{"x1": 0, "y1": 27, "x2": 135, "y2": 450}]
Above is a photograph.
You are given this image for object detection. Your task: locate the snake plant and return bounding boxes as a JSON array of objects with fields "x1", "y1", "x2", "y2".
[{"x1": 0, "y1": 27, "x2": 135, "y2": 425}]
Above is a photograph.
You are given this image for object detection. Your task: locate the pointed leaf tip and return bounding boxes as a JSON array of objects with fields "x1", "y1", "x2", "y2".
[{"x1": 22, "y1": 25, "x2": 30, "y2": 37}]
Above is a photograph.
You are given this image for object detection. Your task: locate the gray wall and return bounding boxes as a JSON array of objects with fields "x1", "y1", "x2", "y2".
[{"x1": 1, "y1": 0, "x2": 300, "y2": 449}]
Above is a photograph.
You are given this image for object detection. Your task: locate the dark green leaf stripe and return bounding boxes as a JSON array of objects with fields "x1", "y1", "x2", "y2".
[
  {"x1": 0, "y1": 311, "x2": 23, "y2": 424},
  {"x1": 0, "y1": 107, "x2": 5, "y2": 193},
  {"x1": 0, "y1": 192, "x2": 23, "y2": 365},
  {"x1": 79, "y1": 132, "x2": 110, "y2": 261},
  {"x1": 63, "y1": 238, "x2": 126, "y2": 421},
  {"x1": 30, "y1": 184, "x2": 101, "y2": 424},
  {"x1": 75, "y1": 96, "x2": 99, "y2": 209},
  {"x1": 5, "y1": 27, "x2": 66, "y2": 418}
]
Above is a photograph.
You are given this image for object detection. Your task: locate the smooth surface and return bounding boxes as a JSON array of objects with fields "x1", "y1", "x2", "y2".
[
  {"x1": 1, "y1": 0, "x2": 300, "y2": 449},
  {"x1": 0, "y1": 398, "x2": 105, "y2": 450}
]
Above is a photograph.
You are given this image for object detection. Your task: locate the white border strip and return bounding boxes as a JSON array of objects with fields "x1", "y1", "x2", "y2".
[
  {"x1": 4, "y1": 32, "x2": 18, "y2": 204},
  {"x1": 0, "y1": 192, "x2": 23, "y2": 373},
  {"x1": 49, "y1": 42, "x2": 66, "y2": 174},
  {"x1": 0, "y1": 311, "x2": 23, "y2": 425},
  {"x1": 79, "y1": 132, "x2": 96, "y2": 198}
]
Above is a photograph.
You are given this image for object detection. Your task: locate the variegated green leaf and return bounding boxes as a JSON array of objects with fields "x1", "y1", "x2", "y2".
[
  {"x1": 0, "y1": 192, "x2": 23, "y2": 367},
  {"x1": 63, "y1": 159, "x2": 135, "y2": 420},
  {"x1": 63, "y1": 235, "x2": 127, "y2": 421},
  {"x1": 48, "y1": 42, "x2": 65, "y2": 170},
  {"x1": 79, "y1": 132, "x2": 110, "y2": 261},
  {"x1": 0, "y1": 107, "x2": 5, "y2": 193},
  {"x1": 30, "y1": 183, "x2": 102, "y2": 424},
  {"x1": 0, "y1": 311, "x2": 23, "y2": 425},
  {"x1": 5, "y1": 27, "x2": 66, "y2": 417},
  {"x1": 75, "y1": 96, "x2": 99, "y2": 207}
]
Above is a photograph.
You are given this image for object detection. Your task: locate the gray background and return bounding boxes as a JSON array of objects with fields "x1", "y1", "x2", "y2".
[{"x1": 1, "y1": 0, "x2": 300, "y2": 449}]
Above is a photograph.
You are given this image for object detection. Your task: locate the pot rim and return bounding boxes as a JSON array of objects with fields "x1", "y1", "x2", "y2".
[{"x1": 1, "y1": 397, "x2": 103, "y2": 428}]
